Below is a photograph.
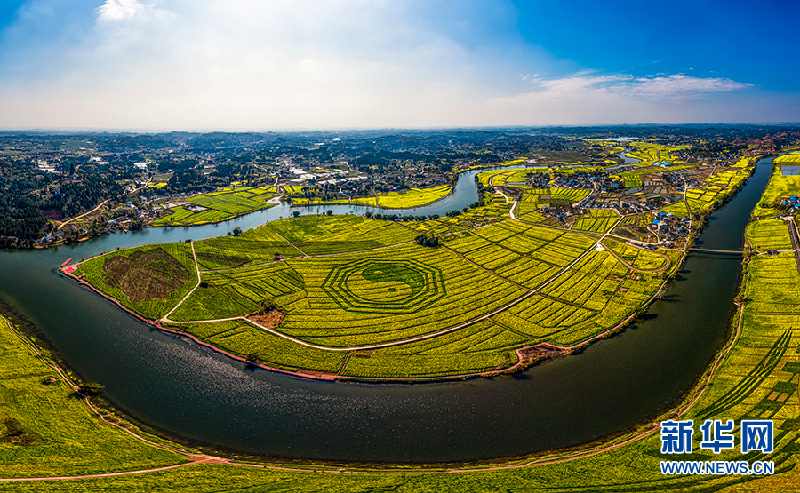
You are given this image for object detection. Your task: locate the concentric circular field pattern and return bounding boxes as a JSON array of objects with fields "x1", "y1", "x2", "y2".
[{"x1": 321, "y1": 258, "x2": 446, "y2": 314}]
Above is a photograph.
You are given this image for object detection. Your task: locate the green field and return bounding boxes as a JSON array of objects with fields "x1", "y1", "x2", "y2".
[
  {"x1": 268, "y1": 214, "x2": 416, "y2": 255},
  {"x1": 18, "y1": 162, "x2": 800, "y2": 490},
  {"x1": 152, "y1": 186, "x2": 277, "y2": 226},
  {"x1": 477, "y1": 168, "x2": 532, "y2": 187},
  {"x1": 74, "y1": 243, "x2": 197, "y2": 319},
  {"x1": 660, "y1": 200, "x2": 690, "y2": 218},
  {"x1": 376, "y1": 185, "x2": 452, "y2": 208},
  {"x1": 408, "y1": 201, "x2": 511, "y2": 235},
  {"x1": 0, "y1": 316, "x2": 185, "y2": 479},
  {"x1": 573, "y1": 209, "x2": 619, "y2": 233},
  {"x1": 68, "y1": 213, "x2": 682, "y2": 378},
  {"x1": 290, "y1": 184, "x2": 452, "y2": 209},
  {"x1": 193, "y1": 224, "x2": 305, "y2": 271},
  {"x1": 745, "y1": 218, "x2": 793, "y2": 251},
  {"x1": 604, "y1": 238, "x2": 669, "y2": 271},
  {"x1": 752, "y1": 163, "x2": 800, "y2": 218},
  {"x1": 526, "y1": 187, "x2": 591, "y2": 203}
]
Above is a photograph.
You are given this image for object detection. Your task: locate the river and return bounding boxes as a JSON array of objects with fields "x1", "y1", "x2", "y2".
[{"x1": 0, "y1": 159, "x2": 772, "y2": 463}]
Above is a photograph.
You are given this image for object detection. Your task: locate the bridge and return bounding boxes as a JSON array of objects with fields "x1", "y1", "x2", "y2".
[{"x1": 687, "y1": 248, "x2": 744, "y2": 254}]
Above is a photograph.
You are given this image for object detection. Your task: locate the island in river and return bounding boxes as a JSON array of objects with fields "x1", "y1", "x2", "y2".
[{"x1": 62, "y1": 153, "x2": 758, "y2": 381}]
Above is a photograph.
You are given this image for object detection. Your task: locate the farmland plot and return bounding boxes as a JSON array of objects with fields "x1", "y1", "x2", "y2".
[
  {"x1": 75, "y1": 243, "x2": 197, "y2": 319},
  {"x1": 75, "y1": 209, "x2": 684, "y2": 379},
  {"x1": 268, "y1": 214, "x2": 416, "y2": 255},
  {"x1": 340, "y1": 320, "x2": 529, "y2": 378},
  {"x1": 278, "y1": 244, "x2": 527, "y2": 347},
  {"x1": 745, "y1": 218, "x2": 792, "y2": 251}
]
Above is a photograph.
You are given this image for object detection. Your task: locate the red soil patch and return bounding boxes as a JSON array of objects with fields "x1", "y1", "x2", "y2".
[{"x1": 248, "y1": 309, "x2": 285, "y2": 329}]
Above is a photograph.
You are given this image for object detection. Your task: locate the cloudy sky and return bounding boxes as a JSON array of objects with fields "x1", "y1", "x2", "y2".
[{"x1": 0, "y1": 0, "x2": 798, "y2": 130}]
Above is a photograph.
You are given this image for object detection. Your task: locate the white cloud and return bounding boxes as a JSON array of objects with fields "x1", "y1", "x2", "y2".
[
  {"x1": 483, "y1": 73, "x2": 758, "y2": 125},
  {"x1": 96, "y1": 0, "x2": 145, "y2": 21},
  {"x1": 0, "y1": 1, "x2": 781, "y2": 129},
  {"x1": 628, "y1": 74, "x2": 751, "y2": 97},
  {"x1": 1, "y1": 0, "x2": 556, "y2": 129},
  {"x1": 525, "y1": 73, "x2": 751, "y2": 100}
]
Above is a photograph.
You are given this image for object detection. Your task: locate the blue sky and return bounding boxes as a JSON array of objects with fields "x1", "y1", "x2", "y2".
[
  {"x1": 515, "y1": 0, "x2": 800, "y2": 91},
  {"x1": 0, "y1": 0, "x2": 797, "y2": 130}
]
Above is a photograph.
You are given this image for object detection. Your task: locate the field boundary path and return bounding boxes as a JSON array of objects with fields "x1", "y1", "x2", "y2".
[
  {"x1": 787, "y1": 217, "x2": 800, "y2": 274},
  {"x1": 0, "y1": 459, "x2": 222, "y2": 483},
  {"x1": 172, "y1": 216, "x2": 628, "y2": 353},
  {"x1": 57, "y1": 199, "x2": 111, "y2": 230},
  {"x1": 266, "y1": 224, "x2": 309, "y2": 257},
  {"x1": 162, "y1": 241, "x2": 201, "y2": 322},
  {"x1": 0, "y1": 315, "x2": 235, "y2": 482},
  {"x1": 601, "y1": 239, "x2": 671, "y2": 273}
]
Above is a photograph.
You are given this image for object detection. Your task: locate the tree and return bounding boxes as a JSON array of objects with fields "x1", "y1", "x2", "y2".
[
  {"x1": 78, "y1": 383, "x2": 104, "y2": 397},
  {"x1": 415, "y1": 234, "x2": 439, "y2": 247},
  {"x1": 292, "y1": 211, "x2": 300, "y2": 218},
  {"x1": 326, "y1": 210, "x2": 333, "y2": 216},
  {"x1": 233, "y1": 227, "x2": 243, "y2": 236}
]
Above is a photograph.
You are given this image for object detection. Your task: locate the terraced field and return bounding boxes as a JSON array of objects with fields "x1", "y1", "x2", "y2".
[
  {"x1": 625, "y1": 142, "x2": 689, "y2": 165},
  {"x1": 662, "y1": 157, "x2": 758, "y2": 218},
  {"x1": 573, "y1": 209, "x2": 619, "y2": 233},
  {"x1": 72, "y1": 212, "x2": 681, "y2": 379},
  {"x1": 290, "y1": 184, "x2": 452, "y2": 209},
  {"x1": 752, "y1": 164, "x2": 800, "y2": 218},
  {"x1": 153, "y1": 186, "x2": 278, "y2": 226},
  {"x1": 35, "y1": 154, "x2": 800, "y2": 491}
]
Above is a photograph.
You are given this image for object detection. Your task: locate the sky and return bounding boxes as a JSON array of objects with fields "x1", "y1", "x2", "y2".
[{"x1": 0, "y1": 0, "x2": 798, "y2": 131}]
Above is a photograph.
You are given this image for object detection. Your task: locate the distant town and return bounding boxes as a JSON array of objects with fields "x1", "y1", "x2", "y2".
[{"x1": 0, "y1": 125, "x2": 796, "y2": 250}]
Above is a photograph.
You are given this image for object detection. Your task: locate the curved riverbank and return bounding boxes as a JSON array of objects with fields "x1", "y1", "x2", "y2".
[
  {"x1": 61, "y1": 239, "x2": 682, "y2": 384},
  {"x1": 0, "y1": 158, "x2": 774, "y2": 463}
]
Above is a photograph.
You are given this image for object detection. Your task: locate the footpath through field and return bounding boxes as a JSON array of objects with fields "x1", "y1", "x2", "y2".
[{"x1": 166, "y1": 215, "x2": 635, "y2": 353}]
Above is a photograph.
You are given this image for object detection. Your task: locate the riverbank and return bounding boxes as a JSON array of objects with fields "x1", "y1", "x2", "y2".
[
  {"x1": 61, "y1": 243, "x2": 683, "y2": 384},
  {"x1": 0, "y1": 157, "x2": 776, "y2": 465},
  {"x1": 63, "y1": 205, "x2": 686, "y2": 384},
  {"x1": 1, "y1": 158, "x2": 796, "y2": 490},
  {"x1": 7, "y1": 217, "x2": 796, "y2": 490}
]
